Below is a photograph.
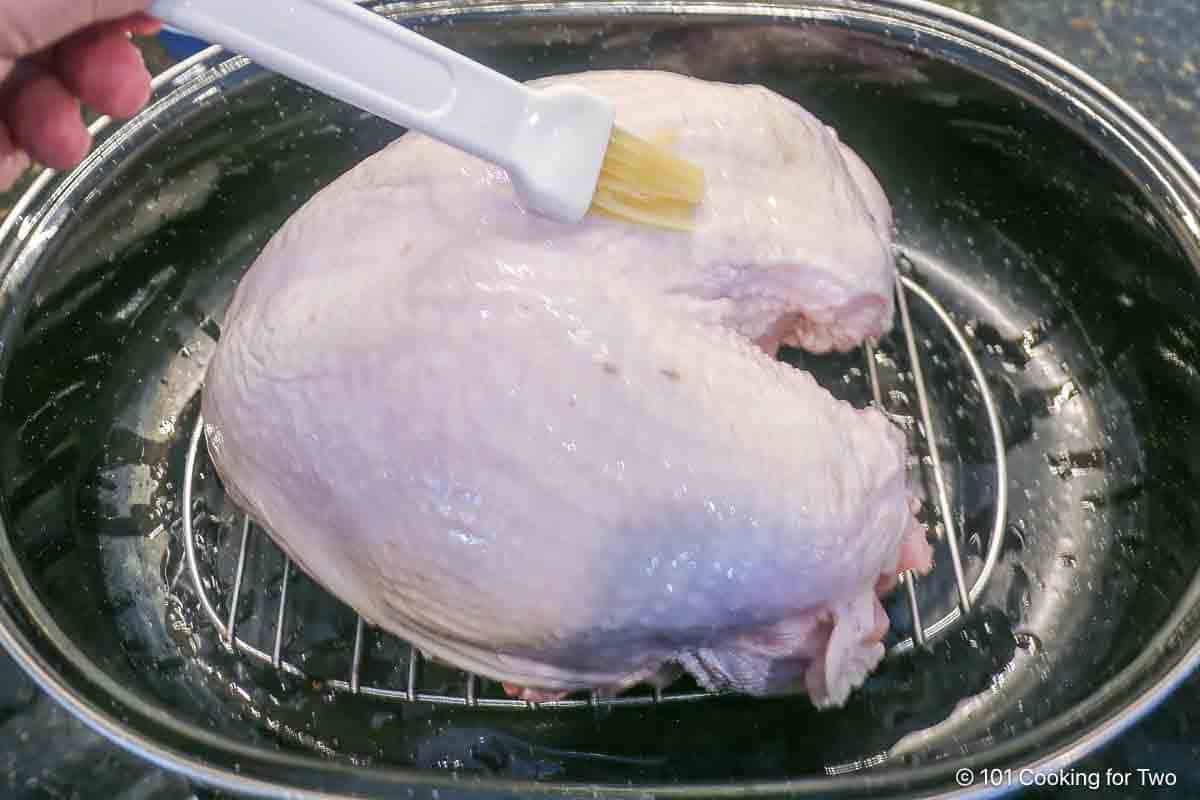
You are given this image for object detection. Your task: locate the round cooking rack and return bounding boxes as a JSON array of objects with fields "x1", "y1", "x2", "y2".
[{"x1": 178, "y1": 274, "x2": 1008, "y2": 709}]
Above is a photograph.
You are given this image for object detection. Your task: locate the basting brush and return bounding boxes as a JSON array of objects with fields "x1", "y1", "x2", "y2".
[{"x1": 149, "y1": 0, "x2": 706, "y2": 231}]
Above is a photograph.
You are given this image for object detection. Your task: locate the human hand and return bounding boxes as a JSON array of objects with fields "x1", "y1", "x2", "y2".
[{"x1": 0, "y1": 1, "x2": 161, "y2": 191}]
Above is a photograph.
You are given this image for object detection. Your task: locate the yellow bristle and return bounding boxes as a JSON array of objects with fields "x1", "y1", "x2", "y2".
[
  {"x1": 589, "y1": 126, "x2": 706, "y2": 232},
  {"x1": 648, "y1": 130, "x2": 679, "y2": 149}
]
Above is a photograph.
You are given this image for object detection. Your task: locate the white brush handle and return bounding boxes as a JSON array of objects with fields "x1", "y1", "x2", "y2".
[{"x1": 149, "y1": 0, "x2": 615, "y2": 222}]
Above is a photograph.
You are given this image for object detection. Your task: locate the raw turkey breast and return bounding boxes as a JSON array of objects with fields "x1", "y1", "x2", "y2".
[{"x1": 202, "y1": 70, "x2": 931, "y2": 708}]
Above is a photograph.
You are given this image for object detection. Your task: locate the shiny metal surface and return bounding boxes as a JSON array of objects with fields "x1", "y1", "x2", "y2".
[{"x1": 0, "y1": 2, "x2": 1198, "y2": 798}]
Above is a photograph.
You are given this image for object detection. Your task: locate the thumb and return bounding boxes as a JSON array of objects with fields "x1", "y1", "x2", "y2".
[{"x1": 0, "y1": 0, "x2": 152, "y2": 58}]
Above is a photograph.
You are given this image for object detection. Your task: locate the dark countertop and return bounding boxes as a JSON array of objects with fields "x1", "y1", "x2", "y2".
[{"x1": 2, "y1": 2, "x2": 1199, "y2": 798}]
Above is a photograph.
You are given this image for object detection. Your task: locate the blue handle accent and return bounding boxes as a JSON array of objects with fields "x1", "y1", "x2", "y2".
[{"x1": 158, "y1": 28, "x2": 210, "y2": 60}]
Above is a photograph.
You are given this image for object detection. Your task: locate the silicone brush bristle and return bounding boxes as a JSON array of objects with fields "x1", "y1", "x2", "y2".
[{"x1": 589, "y1": 126, "x2": 706, "y2": 232}]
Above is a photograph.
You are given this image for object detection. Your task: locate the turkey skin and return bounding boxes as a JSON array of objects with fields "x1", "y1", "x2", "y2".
[{"x1": 202, "y1": 70, "x2": 931, "y2": 708}]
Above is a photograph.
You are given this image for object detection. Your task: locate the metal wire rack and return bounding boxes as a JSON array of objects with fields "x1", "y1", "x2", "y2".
[{"x1": 178, "y1": 274, "x2": 1008, "y2": 709}]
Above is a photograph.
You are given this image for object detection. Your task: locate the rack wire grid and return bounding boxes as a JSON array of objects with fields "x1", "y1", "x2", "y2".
[{"x1": 178, "y1": 274, "x2": 1009, "y2": 710}]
